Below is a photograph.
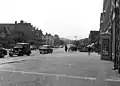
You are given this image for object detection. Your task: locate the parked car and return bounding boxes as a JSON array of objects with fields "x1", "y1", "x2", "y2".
[
  {"x1": 39, "y1": 45, "x2": 53, "y2": 54},
  {"x1": 30, "y1": 45, "x2": 37, "y2": 50},
  {"x1": 54, "y1": 46, "x2": 59, "y2": 48},
  {"x1": 78, "y1": 47, "x2": 88, "y2": 52},
  {"x1": 59, "y1": 45, "x2": 63, "y2": 48},
  {"x1": 9, "y1": 43, "x2": 31, "y2": 57},
  {"x1": 0, "y1": 44, "x2": 7, "y2": 58}
]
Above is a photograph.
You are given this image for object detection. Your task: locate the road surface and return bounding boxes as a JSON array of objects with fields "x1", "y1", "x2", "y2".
[{"x1": 0, "y1": 48, "x2": 119, "y2": 86}]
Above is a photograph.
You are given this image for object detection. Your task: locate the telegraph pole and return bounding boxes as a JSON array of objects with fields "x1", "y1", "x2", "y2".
[{"x1": 75, "y1": 36, "x2": 77, "y2": 46}]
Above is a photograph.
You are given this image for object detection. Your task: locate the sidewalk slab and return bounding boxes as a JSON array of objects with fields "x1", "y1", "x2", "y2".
[
  {"x1": 0, "y1": 50, "x2": 39, "y2": 65},
  {"x1": 0, "y1": 57, "x2": 32, "y2": 65},
  {"x1": 91, "y1": 53, "x2": 120, "y2": 81}
]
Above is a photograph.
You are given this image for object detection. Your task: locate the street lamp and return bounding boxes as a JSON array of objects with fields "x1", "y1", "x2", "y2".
[{"x1": 74, "y1": 36, "x2": 77, "y2": 46}]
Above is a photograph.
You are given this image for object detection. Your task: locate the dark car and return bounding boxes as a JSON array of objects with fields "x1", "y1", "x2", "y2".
[
  {"x1": 78, "y1": 47, "x2": 88, "y2": 52},
  {"x1": 39, "y1": 45, "x2": 53, "y2": 54},
  {"x1": 9, "y1": 43, "x2": 31, "y2": 57},
  {"x1": 0, "y1": 44, "x2": 7, "y2": 58}
]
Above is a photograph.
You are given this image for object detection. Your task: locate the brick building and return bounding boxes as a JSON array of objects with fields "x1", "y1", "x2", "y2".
[
  {"x1": 0, "y1": 20, "x2": 43, "y2": 48},
  {"x1": 99, "y1": 0, "x2": 115, "y2": 60},
  {"x1": 32, "y1": 28, "x2": 43, "y2": 45}
]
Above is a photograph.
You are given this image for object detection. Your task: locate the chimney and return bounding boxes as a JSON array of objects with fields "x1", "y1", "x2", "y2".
[{"x1": 15, "y1": 21, "x2": 17, "y2": 24}]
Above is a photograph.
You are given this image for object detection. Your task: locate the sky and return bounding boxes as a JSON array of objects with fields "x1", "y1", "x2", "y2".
[{"x1": 0, "y1": 0, "x2": 103, "y2": 40}]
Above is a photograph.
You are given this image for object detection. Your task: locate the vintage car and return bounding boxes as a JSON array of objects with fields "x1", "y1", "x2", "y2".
[
  {"x1": 39, "y1": 45, "x2": 53, "y2": 54},
  {"x1": 30, "y1": 45, "x2": 37, "y2": 50},
  {"x1": 9, "y1": 43, "x2": 31, "y2": 57},
  {"x1": 78, "y1": 47, "x2": 88, "y2": 52},
  {"x1": 0, "y1": 44, "x2": 7, "y2": 58}
]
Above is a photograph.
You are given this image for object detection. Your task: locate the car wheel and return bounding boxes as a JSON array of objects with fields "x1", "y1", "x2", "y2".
[
  {"x1": 0, "y1": 55, "x2": 4, "y2": 58},
  {"x1": 27, "y1": 53, "x2": 30, "y2": 56},
  {"x1": 18, "y1": 52, "x2": 23, "y2": 56},
  {"x1": 9, "y1": 53, "x2": 13, "y2": 57},
  {"x1": 27, "y1": 51, "x2": 31, "y2": 56},
  {"x1": 4, "y1": 50, "x2": 7, "y2": 55}
]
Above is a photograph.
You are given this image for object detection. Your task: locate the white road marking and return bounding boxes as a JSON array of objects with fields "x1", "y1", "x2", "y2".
[
  {"x1": 68, "y1": 64, "x2": 72, "y2": 68},
  {"x1": 106, "y1": 78, "x2": 120, "y2": 82},
  {"x1": 0, "y1": 69, "x2": 120, "y2": 82}
]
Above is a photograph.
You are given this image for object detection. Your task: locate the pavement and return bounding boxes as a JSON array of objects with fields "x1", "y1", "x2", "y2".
[
  {"x1": 0, "y1": 48, "x2": 119, "y2": 86},
  {"x1": 0, "y1": 50, "x2": 39, "y2": 64}
]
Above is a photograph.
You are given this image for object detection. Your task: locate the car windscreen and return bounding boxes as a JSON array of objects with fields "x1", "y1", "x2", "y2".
[
  {"x1": 14, "y1": 44, "x2": 23, "y2": 48},
  {"x1": 39, "y1": 46, "x2": 46, "y2": 48},
  {"x1": 43, "y1": 45, "x2": 50, "y2": 48}
]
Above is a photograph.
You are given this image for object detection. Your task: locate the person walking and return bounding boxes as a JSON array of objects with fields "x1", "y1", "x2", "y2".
[
  {"x1": 88, "y1": 46, "x2": 91, "y2": 55},
  {"x1": 65, "y1": 45, "x2": 68, "y2": 52}
]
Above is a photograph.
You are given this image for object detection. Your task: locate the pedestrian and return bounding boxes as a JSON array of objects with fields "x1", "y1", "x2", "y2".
[
  {"x1": 65, "y1": 45, "x2": 68, "y2": 52},
  {"x1": 88, "y1": 47, "x2": 91, "y2": 55}
]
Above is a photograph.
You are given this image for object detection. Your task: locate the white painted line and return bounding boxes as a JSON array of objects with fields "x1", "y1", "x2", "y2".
[
  {"x1": 106, "y1": 78, "x2": 120, "y2": 82},
  {"x1": 0, "y1": 69, "x2": 120, "y2": 82},
  {"x1": 0, "y1": 69, "x2": 95, "y2": 80}
]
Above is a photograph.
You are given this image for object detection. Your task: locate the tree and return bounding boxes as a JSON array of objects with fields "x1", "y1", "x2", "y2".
[
  {"x1": 54, "y1": 34, "x2": 60, "y2": 45},
  {"x1": 59, "y1": 40, "x2": 64, "y2": 45},
  {"x1": 75, "y1": 40, "x2": 80, "y2": 47}
]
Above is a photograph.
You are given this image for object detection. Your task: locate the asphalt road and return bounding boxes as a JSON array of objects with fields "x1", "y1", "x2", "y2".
[{"x1": 0, "y1": 48, "x2": 119, "y2": 86}]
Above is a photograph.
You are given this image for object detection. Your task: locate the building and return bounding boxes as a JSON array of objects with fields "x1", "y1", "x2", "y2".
[
  {"x1": 114, "y1": 0, "x2": 120, "y2": 72},
  {"x1": 89, "y1": 31, "x2": 100, "y2": 44},
  {"x1": 33, "y1": 28, "x2": 43, "y2": 45},
  {"x1": 44, "y1": 33, "x2": 54, "y2": 46},
  {"x1": 0, "y1": 20, "x2": 40, "y2": 48},
  {"x1": 99, "y1": 0, "x2": 114, "y2": 61},
  {"x1": 13, "y1": 20, "x2": 35, "y2": 42},
  {"x1": 0, "y1": 23, "x2": 15, "y2": 48},
  {"x1": 42, "y1": 35, "x2": 46, "y2": 45},
  {"x1": 99, "y1": 0, "x2": 120, "y2": 62}
]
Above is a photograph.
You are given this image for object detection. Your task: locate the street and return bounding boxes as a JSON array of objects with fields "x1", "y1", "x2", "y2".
[{"x1": 0, "y1": 48, "x2": 119, "y2": 86}]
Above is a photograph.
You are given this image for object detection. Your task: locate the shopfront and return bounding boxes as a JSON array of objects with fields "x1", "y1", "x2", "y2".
[{"x1": 101, "y1": 32, "x2": 112, "y2": 61}]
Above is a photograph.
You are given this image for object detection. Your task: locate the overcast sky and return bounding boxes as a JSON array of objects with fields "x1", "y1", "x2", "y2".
[{"x1": 0, "y1": 0, "x2": 103, "y2": 40}]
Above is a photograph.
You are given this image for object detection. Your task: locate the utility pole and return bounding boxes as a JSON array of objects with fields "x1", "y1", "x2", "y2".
[
  {"x1": 114, "y1": 0, "x2": 120, "y2": 73},
  {"x1": 74, "y1": 36, "x2": 77, "y2": 46}
]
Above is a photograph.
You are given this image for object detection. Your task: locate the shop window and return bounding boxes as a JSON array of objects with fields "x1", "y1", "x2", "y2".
[{"x1": 102, "y1": 39, "x2": 109, "y2": 56}]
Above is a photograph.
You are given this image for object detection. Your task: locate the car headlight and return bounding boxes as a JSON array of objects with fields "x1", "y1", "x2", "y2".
[{"x1": 9, "y1": 49, "x2": 13, "y2": 51}]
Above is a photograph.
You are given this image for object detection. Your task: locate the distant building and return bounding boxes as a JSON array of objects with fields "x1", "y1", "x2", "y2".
[
  {"x1": 54, "y1": 34, "x2": 60, "y2": 46},
  {"x1": 33, "y1": 29, "x2": 43, "y2": 45},
  {"x1": 79, "y1": 38, "x2": 89, "y2": 47},
  {"x1": 44, "y1": 33, "x2": 54, "y2": 46},
  {"x1": 89, "y1": 31, "x2": 100, "y2": 44}
]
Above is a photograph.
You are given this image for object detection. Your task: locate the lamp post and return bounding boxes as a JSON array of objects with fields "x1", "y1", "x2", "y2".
[{"x1": 74, "y1": 36, "x2": 77, "y2": 46}]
